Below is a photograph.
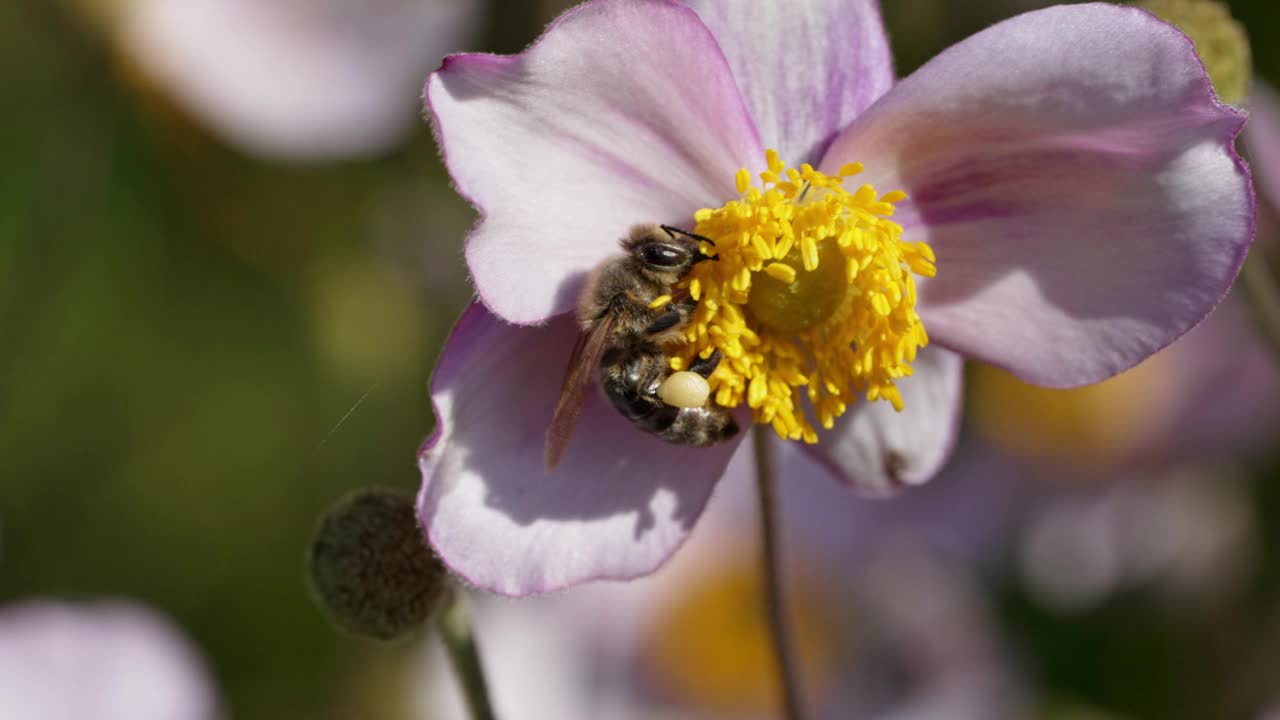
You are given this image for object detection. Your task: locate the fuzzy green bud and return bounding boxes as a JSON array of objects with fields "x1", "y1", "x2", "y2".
[
  {"x1": 1139, "y1": 0, "x2": 1251, "y2": 105},
  {"x1": 308, "y1": 488, "x2": 448, "y2": 640}
]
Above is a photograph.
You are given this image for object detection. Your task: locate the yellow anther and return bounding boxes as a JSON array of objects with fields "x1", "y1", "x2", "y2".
[
  {"x1": 667, "y1": 150, "x2": 935, "y2": 443},
  {"x1": 800, "y1": 236, "x2": 819, "y2": 272},
  {"x1": 750, "y1": 234, "x2": 773, "y2": 261},
  {"x1": 774, "y1": 232, "x2": 794, "y2": 260},
  {"x1": 648, "y1": 294, "x2": 673, "y2": 310},
  {"x1": 765, "y1": 149, "x2": 784, "y2": 174},
  {"x1": 763, "y1": 262, "x2": 797, "y2": 284}
]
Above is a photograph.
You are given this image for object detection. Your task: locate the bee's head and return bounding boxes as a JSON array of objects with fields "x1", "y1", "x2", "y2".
[{"x1": 623, "y1": 224, "x2": 714, "y2": 283}]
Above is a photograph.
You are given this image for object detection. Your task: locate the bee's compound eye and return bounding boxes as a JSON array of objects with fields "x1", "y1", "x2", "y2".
[
  {"x1": 642, "y1": 245, "x2": 685, "y2": 267},
  {"x1": 657, "y1": 371, "x2": 711, "y2": 408}
]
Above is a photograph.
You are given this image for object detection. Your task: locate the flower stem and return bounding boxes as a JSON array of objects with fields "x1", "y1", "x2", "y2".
[
  {"x1": 752, "y1": 424, "x2": 806, "y2": 720},
  {"x1": 1240, "y1": 244, "x2": 1280, "y2": 364},
  {"x1": 435, "y1": 590, "x2": 498, "y2": 720}
]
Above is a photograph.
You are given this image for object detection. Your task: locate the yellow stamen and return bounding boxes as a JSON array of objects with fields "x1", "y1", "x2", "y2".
[
  {"x1": 670, "y1": 151, "x2": 936, "y2": 443},
  {"x1": 763, "y1": 263, "x2": 797, "y2": 284},
  {"x1": 648, "y1": 294, "x2": 673, "y2": 310}
]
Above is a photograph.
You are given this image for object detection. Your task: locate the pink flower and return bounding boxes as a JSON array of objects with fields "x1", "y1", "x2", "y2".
[
  {"x1": 418, "y1": 451, "x2": 1026, "y2": 718},
  {"x1": 419, "y1": 0, "x2": 1254, "y2": 595},
  {"x1": 969, "y1": 292, "x2": 1280, "y2": 471},
  {"x1": 0, "y1": 600, "x2": 221, "y2": 720},
  {"x1": 1247, "y1": 81, "x2": 1280, "y2": 216},
  {"x1": 119, "y1": 0, "x2": 479, "y2": 161}
]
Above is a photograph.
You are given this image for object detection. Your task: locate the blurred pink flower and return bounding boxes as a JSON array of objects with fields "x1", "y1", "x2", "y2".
[
  {"x1": 418, "y1": 0, "x2": 1253, "y2": 595},
  {"x1": 1015, "y1": 463, "x2": 1256, "y2": 612},
  {"x1": 963, "y1": 311, "x2": 1272, "y2": 612},
  {"x1": 1247, "y1": 81, "x2": 1280, "y2": 215},
  {"x1": 120, "y1": 0, "x2": 479, "y2": 161},
  {"x1": 0, "y1": 599, "x2": 221, "y2": 720},
  {"x1": 969, "y1": 291, "x2": 1280, "y2": 473},
  {"x1": 419, "y1": 446, "x2": 1027, "y2": 719}
]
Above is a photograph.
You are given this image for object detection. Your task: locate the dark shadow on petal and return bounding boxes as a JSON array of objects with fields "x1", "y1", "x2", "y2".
[{"x1": 419, "y1": 304, "x2": 738, "y2": 580}]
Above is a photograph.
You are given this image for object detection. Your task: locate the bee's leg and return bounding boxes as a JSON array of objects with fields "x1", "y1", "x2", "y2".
[
  {"x1": 687, "y1": 349, "x2": 723, "y2": 378},
  {"x1": 647, "y1": 292, "x2": 701, "y2": 334},
  {"x1": 645, "y1": 305, "x2": 686, "y2": 336},
  {"x1": 603, "y1": 348, "x2": 676, "y2": 428}
]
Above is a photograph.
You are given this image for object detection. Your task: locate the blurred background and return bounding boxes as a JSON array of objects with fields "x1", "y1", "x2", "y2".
[{"x1": 3, "y1": 0, "x2": 1280, "y2": 718}]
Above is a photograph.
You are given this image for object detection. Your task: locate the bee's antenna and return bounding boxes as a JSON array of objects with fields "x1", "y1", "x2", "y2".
[{"x1": 660, "y1": 224, "x2": 715, "y2": 246}]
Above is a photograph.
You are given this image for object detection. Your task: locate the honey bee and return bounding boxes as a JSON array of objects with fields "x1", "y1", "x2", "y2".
[{"x1": 544, "y1": 224, "x2": 740, "y2": 470}]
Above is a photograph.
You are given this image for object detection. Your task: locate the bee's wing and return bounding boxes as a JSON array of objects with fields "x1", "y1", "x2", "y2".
[{"x1": 545, "y1": 314, "x2": 614, "y2": 471}]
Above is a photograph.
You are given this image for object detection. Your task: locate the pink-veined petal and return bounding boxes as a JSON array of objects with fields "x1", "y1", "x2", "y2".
[
  {"x1": 801, "y1": 346, "x2": 964, "y2": 497},
  {"x1": 426, "y1": 0, "x2": 764, "y2": 325},
  {"x1": 682, "y1": 0, "x2": 894, "y2": 166},
  {"x1": 822, "y1": 3, "x2": 1253, "y2": 387},
  {"x1": 418, "y1": 303, "x2": 744, "y2": 596}
]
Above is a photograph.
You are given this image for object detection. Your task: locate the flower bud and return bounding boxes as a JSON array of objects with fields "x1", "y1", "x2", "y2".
[
  {"x1": 1139, "y1": 0, "x2": 1251, "y2": 105},
  {"x1": 308, "y1": 488, "x2": 448, "y2": 640}
]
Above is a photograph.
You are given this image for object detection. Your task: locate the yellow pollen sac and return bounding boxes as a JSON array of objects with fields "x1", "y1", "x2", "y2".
[
  {"x1": 648, "y1": 294, "x2": 673, "y2": 310},
  {"x1": 669, "y1": 149, "x2": 936, "y2": 443}
]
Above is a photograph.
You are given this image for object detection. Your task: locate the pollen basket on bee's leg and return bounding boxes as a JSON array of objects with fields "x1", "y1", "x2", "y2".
[{"x1": 667, "y1": 150, "x2": 936, "y2": 444}]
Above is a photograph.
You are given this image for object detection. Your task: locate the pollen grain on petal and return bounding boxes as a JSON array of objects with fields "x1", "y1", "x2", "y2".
[{"x1": 668, "y1": 151, "x2": 936, "y2": 443}]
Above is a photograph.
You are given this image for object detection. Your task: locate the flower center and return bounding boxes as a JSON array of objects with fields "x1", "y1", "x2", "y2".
[
  {"x1": 746, "y1": 238, "x2": 847, "y2": 334},
  {"x1": 668, "y1": 149, "x2": 936, "y2": 443}
]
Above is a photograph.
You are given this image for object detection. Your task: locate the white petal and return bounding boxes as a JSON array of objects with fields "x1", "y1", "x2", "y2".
[{"x1": 803, "y1": 347, "x2": 964, "y2": 496}]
